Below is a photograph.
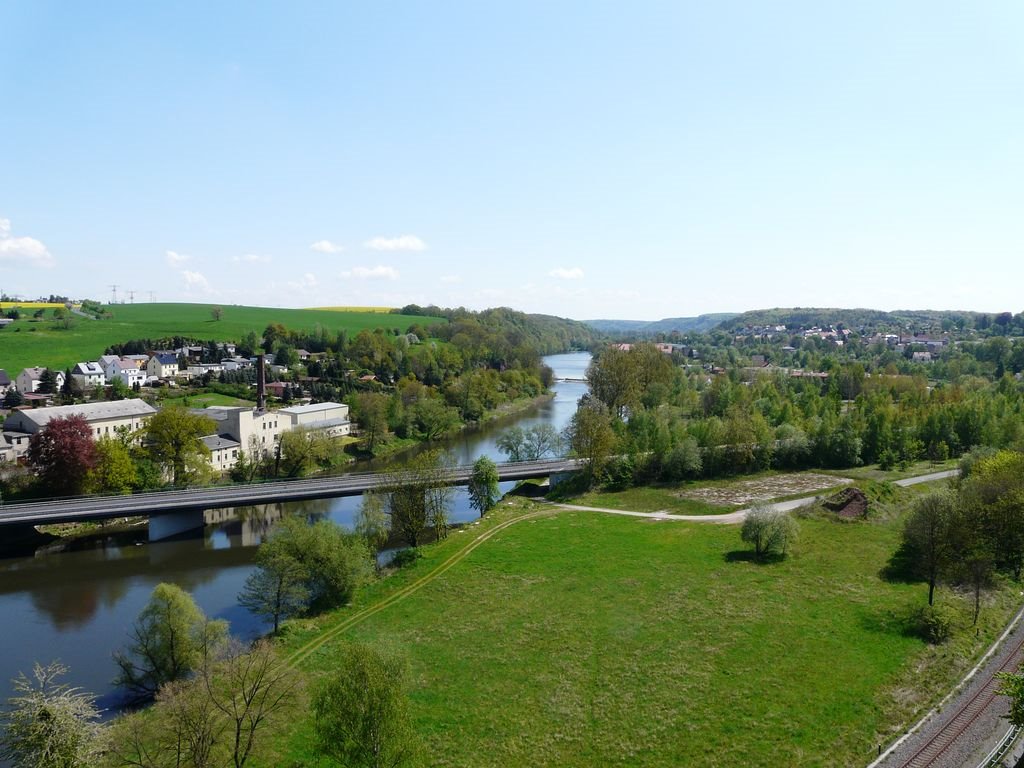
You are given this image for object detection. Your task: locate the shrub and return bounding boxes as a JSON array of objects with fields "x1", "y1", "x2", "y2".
[{"x1": 913, "y1": 603, "x2": 954, "y2": 644}]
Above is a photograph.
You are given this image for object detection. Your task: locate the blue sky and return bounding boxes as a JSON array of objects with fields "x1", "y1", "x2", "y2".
[{"x1": 1, "y1": 2, "x2": 1022, "y2": 320}]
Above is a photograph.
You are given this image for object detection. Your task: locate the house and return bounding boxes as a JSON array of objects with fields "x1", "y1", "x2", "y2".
[
  {"x1": 295, "y1": 349, "x2": 311, "y2": 361},
  {"x1": 0, "y1": 369, "x2": 12, "y2": 397},
  {"x1": 912, "y1": 351, "x2": 933, "y2": 363},
  {"x1": 104, "y1": 357, "x2": 147, "y2": 388},
  {"x1": 147, "y1": 353, "x2": 179, "y2": 379},
  {"x1": 3, "y1": 398, "x2": 157, "y2": 459},
  {"x1": 71, "y1": 362, "x2": 106, "y2": 389},
  {"x1": 278, "y1": 402, "x2": 352, "y2": 438},
  {"x1": 221, "y1": 356, "x2": 252, "y2": 371},
  {"x1": 15, "y1": 367, "x2": 66, "y2": 395},
  {"x1": 187, "y1": 363, "x2": 224, "y2": 378},
  {"x1": 202, "y1": 435, "x2": 241, "y2": 473}
]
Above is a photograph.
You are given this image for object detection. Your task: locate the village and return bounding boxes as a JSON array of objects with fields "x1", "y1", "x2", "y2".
[{"x1": 0, "y1": 347, "x2": 351, "y2": 472}]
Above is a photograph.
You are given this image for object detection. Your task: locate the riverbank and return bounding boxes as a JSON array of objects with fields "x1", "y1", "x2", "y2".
[{"x1": 252, "y1": 486, "x2": 1020, "y2": 766}]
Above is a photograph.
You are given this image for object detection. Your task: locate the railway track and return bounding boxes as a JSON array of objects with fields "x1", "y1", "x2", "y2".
[{"x1": 896, "y1": 629, "x2": 1024, "y2": 768}]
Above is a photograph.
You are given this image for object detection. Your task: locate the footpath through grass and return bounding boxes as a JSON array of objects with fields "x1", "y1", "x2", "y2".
[
  {"x1": 268, "y1": 494, "x2": 1019, "y2": 767},
  {"x1": 0, "y1": 302, "x2": 442, "y2": 372}
]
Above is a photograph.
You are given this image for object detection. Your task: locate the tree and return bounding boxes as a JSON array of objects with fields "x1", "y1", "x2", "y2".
[
  {"x1": 353, "y1": 392, "x2": 390, "y2": 454},
  {"x1": 564, "y1": 398, "x2": 617, "y2": 484},
  {"x1": 522, "y1": 423, "x2": 562, "y2": 460},
  {"x1": 144, "y1": 406, "x2": 216, "y2": 486},
  {"x1": 238, "y1": 549, "x2": 309, "y2": 634},
  {"x1": 378, "y1": 451, "x2": 455, "y2": 547},
  {"x1": 313, "y1": 643, "x2": 415, "y2": 768},
  {"x1": 901, "y1": 490, "x2": 957, "y2": 606},
  {"x1": 355, "y1": 490, "x2": 391, "y2": 553},
  {"x1": 496, "y1": 426, "x2": 526, "y2": 462},
  {"x1": 108, "y1": 641, "x2": 299, "y2": 768},
  {"x1": 997, "y1": 671, "x2": 1024, "y2": 728},
  {"x1": 114, "y1": 583, "x2": 228, "y2": 702},
  {"x1": 277, "y1": 427, "x2": 332, "y2": 477},
  {"x1": 254, "y1": 517, "x2": 373, "y2": 613},
  {"x1": 37, "y1": 368, "x2": 59, "y2": 394},
  {"x1": 211, "y1": 306, "x2": 223, "y2": 322},
  {"x1": 0, "y1": 661, "x2": 100, "y2": 768},
  {"x1": 107, "y1": 376, "x2": 131, "y2": 401},
  {"x1": 740, "y1": 503, "x2": 799, "y2": 560},
  {"x1": 3, "y1": 388, "x2": 23, "y2": 408},
  {"x1": 468, "y1": 456, "x2": 500, "y2": 516},
  {"x1": 202, "y1": 640, "x2": 300, "y2": 768},
  {"x1": 26, "y1": 414, "x2": 97, "y2": 495},
  {"x1": 87, "y1": 436, "x2": 138, "y2": 494}
]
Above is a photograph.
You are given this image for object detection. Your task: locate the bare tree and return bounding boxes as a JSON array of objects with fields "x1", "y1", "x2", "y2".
[{"x1": 202, "y1": 640, "x2": 301, "y2": 768}]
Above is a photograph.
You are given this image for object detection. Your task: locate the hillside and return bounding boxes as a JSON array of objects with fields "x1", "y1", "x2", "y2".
[
  {"x1": 584, "y1": 313, "x2": 738, "y2": 335},
  {"x1": 718, "y1": 307, "x2": 1020, "y2": 334},
  {"x1": 0, "y1": 303, "x2": 446, "y2": 373}
]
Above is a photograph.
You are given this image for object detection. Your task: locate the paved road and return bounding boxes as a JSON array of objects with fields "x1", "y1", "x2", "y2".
[
  {"x1": 894, "y1": 469, "x2": 959, "y2": 487},
  {"x1": 0, "y1": 458, "x2": 584, "y2": 528}
]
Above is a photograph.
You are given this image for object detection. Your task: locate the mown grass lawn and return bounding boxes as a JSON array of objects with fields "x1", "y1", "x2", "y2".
[
  {"x1": 0, "y1": 303, "x2": 443, "y2": 372},
  {"x1": 270, "y1": 497, "x2": 1019, "y2": 768}
]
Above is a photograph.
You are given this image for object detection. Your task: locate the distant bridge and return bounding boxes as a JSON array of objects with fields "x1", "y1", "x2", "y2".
[{"x1": 0, "y1": 458, "x2": 584, "y2": 540}]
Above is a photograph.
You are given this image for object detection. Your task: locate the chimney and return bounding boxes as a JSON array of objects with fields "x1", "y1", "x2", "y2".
[{"x1": 256, "y1": 353, "x2": 266, "y2": 412}]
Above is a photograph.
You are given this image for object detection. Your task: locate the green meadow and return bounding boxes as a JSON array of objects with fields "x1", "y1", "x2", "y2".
[
  {"x1": 268, "y1": 495, "x2": 1016, "y2": 768},
  {"x1": 0, "y1": 303, "x2": 442, "y2": 373}
]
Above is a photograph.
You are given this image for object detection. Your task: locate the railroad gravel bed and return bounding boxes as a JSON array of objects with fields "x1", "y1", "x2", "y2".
[{"x1": 875, "y1": 611, "x2": 1024, "y2": 768}]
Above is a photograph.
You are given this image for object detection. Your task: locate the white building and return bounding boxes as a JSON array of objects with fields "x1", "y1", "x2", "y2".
[
  {"x1": 104, "y1": 357, "x2": 147, "y2": 388},
  {"x1": 71, "y1": 362, "x2": 106, "y2": 389},
  {"x1": 196, "y1": 401, "x2": 352, "y2": 472},
  {"x1": 278, "y1": 402, "x2": 352, "y2": 437},
  {"x1": 3, "y1": 398, "x2": 157, "y2": 458},
  {"x1": 15, "y1": 367, "x2": 66, "y2": 395},
  {"x1": 202, "y1": 435, "x2": 241, "y2": 473}
]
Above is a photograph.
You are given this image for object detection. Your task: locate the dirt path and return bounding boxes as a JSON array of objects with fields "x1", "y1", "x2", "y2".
[
  {"x1": 286, "y1": 468, "x2": 961, "y2": 666},
  {"x1": 287, "y1": 506, "x2": 560, "y2": 668}
]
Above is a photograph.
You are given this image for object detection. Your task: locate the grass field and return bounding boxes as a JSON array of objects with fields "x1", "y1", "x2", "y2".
[
  {"x1": 0, "y1": 302, "x2": 444, "y2": 373},
  {"x1": 266, "y1": 495, "x2": 1017, "y2": 767}
]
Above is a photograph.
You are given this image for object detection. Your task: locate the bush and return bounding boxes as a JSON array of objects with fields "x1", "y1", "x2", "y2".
[
  {"x1": 389, "y1": 548, "x2": 422, "y2": 569},
  {"x1": 913, "y1": 603, "x2": 954, "y2": 644},
  {"x1": 740, "y1": 504, "x2": 799, "y2": 561}
]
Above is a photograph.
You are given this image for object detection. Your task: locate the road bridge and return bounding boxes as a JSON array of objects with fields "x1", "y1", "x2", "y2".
[{"x1": 0, "y1": 458, "x2": 584, "y2": 540}]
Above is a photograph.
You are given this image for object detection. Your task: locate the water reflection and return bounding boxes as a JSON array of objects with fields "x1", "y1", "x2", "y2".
[{"x1": 0, "y1": 352, "x2": 590, "y2": 705}]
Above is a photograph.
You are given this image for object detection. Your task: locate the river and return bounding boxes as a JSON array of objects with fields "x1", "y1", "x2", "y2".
[{"x1": 0, "y1": 352, "x2": 590, "y2": 710}]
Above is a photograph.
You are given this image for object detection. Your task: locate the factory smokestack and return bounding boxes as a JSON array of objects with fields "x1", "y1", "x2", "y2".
[{"x1": 256, "y1": 353, "x2": 266, "y2": 412}]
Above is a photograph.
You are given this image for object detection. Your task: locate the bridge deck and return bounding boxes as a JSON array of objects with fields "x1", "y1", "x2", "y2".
[{"x1": 0, "y1": 459, "x2": 583, "y2": 528}]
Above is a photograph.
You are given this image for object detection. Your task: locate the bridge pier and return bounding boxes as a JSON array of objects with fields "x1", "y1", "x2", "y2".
[{"x1": 149, "y1": 510, "x2": 207, "y2": 541}]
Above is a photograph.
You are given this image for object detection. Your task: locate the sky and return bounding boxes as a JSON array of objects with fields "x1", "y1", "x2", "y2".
[{"x1": 1, "y1": 2, "x2": 1022, "y2": 321}]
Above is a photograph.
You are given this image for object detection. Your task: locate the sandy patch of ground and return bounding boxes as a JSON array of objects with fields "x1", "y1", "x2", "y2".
[{"x1": 678, "y1": 473, "x2": 851, "y2": 506}]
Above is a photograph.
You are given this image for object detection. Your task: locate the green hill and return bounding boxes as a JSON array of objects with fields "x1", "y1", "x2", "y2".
[
  {"x1": 0, "y1": 303, "x2": 445, "y2": 374},
  {"x1": 584, "y1": 313, "x2": 737, "y2": 335}
]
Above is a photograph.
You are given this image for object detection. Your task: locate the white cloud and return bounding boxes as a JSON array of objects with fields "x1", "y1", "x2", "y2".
[
  {"x1": 288, "y1": 272, "x2": 319, "y2": 290},
  {"x1": 0, "y1": 218, "x2": 55, "y2": 268},
  {"x1": 548, "y1": 267, "x2": 585, "y2": 280},
  {"x1": 166, "y1": 250, "x2": 191, "y2": 266},
  {"x1": 439, "y1": 274, "x2": 462, "y2": 284},
  {"x1": 232, "y1": 253, "x2": 272, "y2": 264},
  {"x1": 182, "y1": 270, "x2": 211, "y2": 292},
  {"x1": 364, "y1": 235, "x2": 427, "y2": 252},
  {"x1": 310, "y1": 240, "x2": 344, "y2": 254},
  {"x1": 340, "y1": 265, "x2": 400, "y2": 280}
]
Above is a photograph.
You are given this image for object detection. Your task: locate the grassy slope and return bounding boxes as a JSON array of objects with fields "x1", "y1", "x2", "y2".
[
  {"x1": 272, "y1": 496, "x2": 1017, "y2": 768},
  {"x1": 0, "y1": 303, "x2": 443, "y2": 373}
]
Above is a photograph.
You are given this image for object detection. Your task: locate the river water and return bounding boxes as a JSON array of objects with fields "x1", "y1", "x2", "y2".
[{"x1": 0, "y1": 352, "x2": 590, "y2": 709}]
